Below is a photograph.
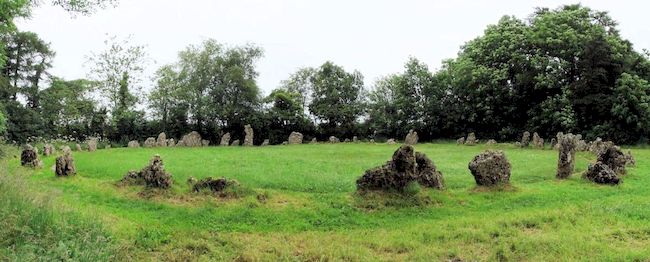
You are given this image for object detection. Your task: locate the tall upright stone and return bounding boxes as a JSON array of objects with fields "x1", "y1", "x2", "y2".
[
  {"x1": 55, "y1": 147, "x2": 76, "y2": 177},
  {"x1": 156, "y1": 132, "x2": 167, "y2": 147},
  {"x1": 43, "y1": 144, "x2": 55, "y2": 156},
  {"x1": 87, "y1": 137, "x2": 98, "y2": 152},
  {"x1": 220, "y1": 133, "x2": 231, "y2": 146},
  {"x1": 520, "y1": 131, "x2": 530, "y2": 147},
  {"x1": 21, "y1": 144, "x2": 42, "y2": 168},
  {"x1": 243, "y1": 124, "x2": 254, "y2": 146},
  {"x1": 404, "y1": 130, "x2": 418, "y2": 145},
  {"x1": 556, "y1": 133, "x2": 578, "y2": 179},
  {"x1": 464, "y1": 133, "x2": 477, "y2": 145},
  {"x1": 532, "y1": 132, "x2": 544, "y2": 148}
]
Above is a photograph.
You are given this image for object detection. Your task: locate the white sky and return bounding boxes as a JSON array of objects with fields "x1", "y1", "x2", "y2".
[{"x1": 16, "y1": 0, "x2": 650, "y2": 96}]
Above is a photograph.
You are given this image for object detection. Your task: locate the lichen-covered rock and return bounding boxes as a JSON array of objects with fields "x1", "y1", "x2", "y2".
[
  {"x1": 556, "y1": 133, "x2": 578, "y2": 179},
  {"x1": 288, "y1": 132, "x2": 303, "y2": 144},
  {"x1": 387, "y1": 139, "x2": 396, "y2": 145},
  {"x1": 404, "y1": 130, "x2": 418, "y2": 145},
  {"x1": 156, "y1": 132, "x2": 167, "y2": 147},
  {"x1": 625, "y1": 150, "x2": 636, "y2": 167},
  {"x1": 87, "y1": 138, "x2": 98, "y2": 152},
  {"x1": 329, "y1": 136, "x2": 340, "y2": 143},
  {"x1": 597, "y1": 144, "x2": 627, "y2": 175},
  {"x1": 201, "y1": 140, "x2": 210, "y2": 147},
  {"x1": 370, "y1": 139, "x2": 375, "y2": 143},
  {"x1": 589, "y1": 137, "x2": 604, "y2": 154},
  {"x1": 21, "y1": 144, "x2": 42, "y2": 168},
  {"x1": 356, "y1": 145, "x2": 444, "y2": 191},
  {"x1": 128, "y1": 140, "x2": 140, "y2": 148},
  {"x1": 119, "y1": 155, "x2": 172, "y2": 189},
  {"x1": 468, "y1": 150, "x2": 511, "y2": 186},
  {"x1": 583, "y1": 162, "x2": 620, "y2": 185},
  {"x1": 144, "y1": 137, "x2": 156, "y2": 148},
  {"x1": 520, "y1": 131, "x2": 530, "y2": 147},
  {"x1": 180, "y1": 131, "x2": 202, "y2": 147},
  {"x1": 344, "y1": 138, "x2": 351, "y2": 143},
  {"x1": 576, "y1": 140, "x2": 588, "y2": 152},
  {"x1": 465, "y1": 133, "x2": 477, "y2": 145},
  {"x1": 220, "y1": 133, "x2": 231, "y2": 146},
  {"x1": 261, "y1": 139, "x2": 270, "y2": 146},
  {"x1": 230, "y1": 140, "x2": 240, "y2": 146},
  {"x1": 167, "y1": 138, "x2": 176, "y2": 147},
  {"x1": 243, "y1": 124, "x2": 254, "y2": 146},
  {"x1": 457, "y1": 137, "x2": 465, "y2": 145},
  {"x1": 189, "y1": 176, "x2": 239, "y2": 194},
  {"x1": 486, "y1": 139, "x2": 497, "y2": 145},
  {"x1": 353, "y1": 136, "x2": 359, "y2": 143},
  {"x1": 43, "y1": 144, "x2": 55, "y2": 156},
  {"x1": 532, "y1": 132, "x2": 544, "y2": 148},
  {"x1": 310, "y1": 138, "x2": 317, "y2": 144},
  {"x1": 55, "y1": 147, "x2": 76, "y2": 177}
]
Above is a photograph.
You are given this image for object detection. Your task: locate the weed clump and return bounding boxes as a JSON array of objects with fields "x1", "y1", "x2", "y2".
[{"x1": 356, "y1": 145, "x2": 444, "y2": 192}]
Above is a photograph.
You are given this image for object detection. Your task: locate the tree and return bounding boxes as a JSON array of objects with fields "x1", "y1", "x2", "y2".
[
  {"x1": 367, "y1": 75, "x2": 399, "y2": 139},
  {"x1": 309, "y1": 61, "x2": 365, "y2": 137},
  {"x1": 149, "y1": 65, "x2": 180, "y2": 132},
  {"x1": 260, "y1": 88, "x2": 312, "y2": 144},
  {"x1": 279, "y1": 67, "x2": 316, "y2": 112},
  {"x1": 40, "y1": 78, "x2": 95, "y2": 137},
  {"x1": 86, "y1": 35, "x2": 148, "y2": 112},
  {"x1": 1, "y1": 31, "x2": 54, "y2": 104}
]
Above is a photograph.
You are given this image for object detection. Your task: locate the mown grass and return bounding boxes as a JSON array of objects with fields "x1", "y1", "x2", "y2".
[{"x1": 3, "y1": 142, "x2": 650, "y2": 261}]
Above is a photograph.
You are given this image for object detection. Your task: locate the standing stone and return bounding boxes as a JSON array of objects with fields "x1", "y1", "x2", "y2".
[
  {"x1": 167, "y1": 138, "x2": 176, "y2": 147},
  {"x1": 282, "y1": 141, "x2": 288, "y2": 145},
  {"x1": 75, "y1": 143, "x2": 82, "y2": 151},
  {"x1": 310, "y1": 138, "x2": 317, "y2": 144},
  {"x1": 468, "y1": 150, "x2": 511, "y2": 186},
  {"x1": 550, "y1": 138, "x2": 557, "y2": 149},
  {"x1": 353, "y1": 136, "x2": 359, "y2": 143},
  {"x1": 465, "y1": 132, "x2": 477, "y2": 145},
  {"x1": 583, "y1": 162, "x2": 620, "y2": 185},
  {"x1": 230, "y1": 139, "x2": 240, "y2": 146},
  {"x1": 556, "y1": 133, "x2": 578, "y2": 179},
  {"x1": 243, "y1": 124, "x2": 254, "y2": 146},
  {"x1": 520, "y1": 131, "x2": 530, "y2": 147},
  {"x1": 55, "y1": 147, "x2": 76, "y2": 177},
  {"x1": 404, "y1": 130, "x2": 418, "y2": 145},
  {"x1": 128, "y1": 140, "x2": 140, "y2": 148},
  {"x1": 220, "y1": 133, "x2": 231, "y2": 146},
  {"x1": 180, "y1": 131, "x2": 202, "y2": 147},
  {"x1": 457, "y1": 137, "x2": 465, "y2": 145},
  {"x1": 87, "y1": 138, "x2": 98, "y2": 152},
  {"x1": 329, "y1": 136, "x2": 340, "y2": 143},
  {"x1": 156, "y1": 132, "x2": 167, "y2": 147},
  {"x1": 597, "y1": 144, "x2": 627, "y2": 175},
  {"x1": 288, "y1": 132, "x2": 303, "y2": 145},
  {"x1": 43, "y1": 144, "x2": 54, "y2": 156},
  {"x1": 387, "y1": 139, "x2": 396, "y2": 145},
  {"x1": 625, "y1": 150, "x2": 636, "y2": 167},
  {"x1": 532, "y1": 132, "x2": 544, "y2": 148},
  {"x1": 344, "y1": 138, "x2": 351, "y2": 143},
  {"x1": 486, "y1": 139, "x2": 497, "y2": 145},
  {"x1": 119, "y1": 155, "x2": 173, "y2": 189},
  {"x1": 261, "y1": 139, "x2": 270, "y2": 146},
  {"x1": 144, "y1": 137, "x2": 156, "y2": 148},
  {"x1": 21, "y1": 145, "x2": 42, "y2": 168},
  {"x1": 201, "y1": 140, "x2": 210, "y2": 146},
  {"x1": 370, "y1": 139, "x2": 375, "y2": 143}
]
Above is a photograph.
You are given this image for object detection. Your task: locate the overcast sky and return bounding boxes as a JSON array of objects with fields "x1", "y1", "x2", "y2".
[{"x1": 15, "y1": 0, "x2": 650, "y2": 95}]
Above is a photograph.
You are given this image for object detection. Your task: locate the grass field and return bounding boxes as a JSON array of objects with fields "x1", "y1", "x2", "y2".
[{"x1": 2, "y1": 142, "x2": 650, "y2": 261}]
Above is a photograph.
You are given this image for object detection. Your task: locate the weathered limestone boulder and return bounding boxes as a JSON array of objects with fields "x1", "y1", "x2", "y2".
[
  {"x1": 589, "y1": 138, "x2": 603, "y2": 154},
  {"x1": 520, "y1": 131, "x2": 530, "y2": 147},
  {"x1": 144, "y1": 137, "x2": 156, "y2": 148},
  {"x1": 353, "y1": 136, "x2": 359, "y2": 143},
  {"x1": 288, "y1": 132, "x2": 303, "y2": 144},
  {"x1": 456, "y1": 137, "x2": 465, "y2": 145},
  {"x1": 220, "y1": 133, "x2": 231, "y2": 146},
  {"x1": 128, "y1": 140, "x2": 140, "y2": 148},
  {"x1": 201, "y1": 140, "x2": 210, "y2": 147},
  {"x1": 556, "y1": 133, "x2": 578, "y2": 179},
  {"x1": 329, "y1": 136, "x2": 340, "y2": 143},
  {"x1": 188, "y1": 176, "x2": 239, "y2": 194},
  {"x1": 344, "y1": 138, "x2": 351, "y2": 143},
  {"x1": 532, "y1": 132, "x2": 544, "y2": 148},
  {"x1": 119, "y1": 154, "x2": 172, "y2": 189},
  {"x1": 87, "y1": 138, "x2": 98, "y2": 152},
  {"x1": 468, "y1": 150, "x2": 511, "y2": 186},
  {"x1": 156, "y1": 132, "x2": 167, "y2": 147},
  {"x1": 370, "y1": 139, "x2": 375, "y2": 143},
  {"x1": 583, "y1": 162, "x2": 620, "y2": 185},
  {"x1": 356, "y1": 145, "x2": 444, "y2": 191},
  {"x1": 576, "y1": 140, "x2": 588, "y2": 152},
  {"x1": 465, "y1": 132, "x2": 477, "y2": 145},
  {"x1": 181, "y1": 131, "x2": 202, "y2": 147},
  {"x1": 486, "y1": 139, "x2": 497, "y2": 145},
  {"x1": 387, "y1": 139, "x2": 396, "y2": 145},
  {"x1": 597, "y1": 144, "x2": 627, "y2": 175},
  {"x1": 404, "y1": 130, "x2": 418, "y2": 145},
  {"x1": 261, "y1": 139, "x2": 270, "y2": 146},
  {"x1": 550, "y1": 138, "x2": 557, "y2": 150},
  {"x1": 43, "y1": 144, "x2": 54, "y2": 156},
  {"x1": 21, "y1": 145, "x2": 42, "y2": 168},
  {"x1": 625, "y1": 150, "x2": 636, "y2": 167},
  {"x1": 230, "y1": 140, "x2": 240, "y2": 146},
  {"x1": 310, "y1": 138, "x2": 317, "y2": 144},
  {"x1": 243, "y1": 124, "x2": 254, "y2": 146},
  {"x1": 167, "y1": 138, "x2": 176, "y2": 147},
  {"x1": 76, "y1": 144, "x2": 82, "y2": 151},
  {"x1": 55, "y1": 147, "x2": 76, "y2": 177}
]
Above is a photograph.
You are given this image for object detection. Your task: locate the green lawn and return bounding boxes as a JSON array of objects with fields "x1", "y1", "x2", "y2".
[{"x1": 3, "y1": 143, "x2": 650, "y2": 261}]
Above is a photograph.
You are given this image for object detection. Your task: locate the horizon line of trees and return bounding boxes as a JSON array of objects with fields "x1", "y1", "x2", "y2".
[{"x1": 2, "y1": 4, "x2": 650, "y2": 145}]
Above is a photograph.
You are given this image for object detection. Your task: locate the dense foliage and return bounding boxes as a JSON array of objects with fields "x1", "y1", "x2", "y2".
[{"x1": 2, "y1": 4, "x2": 650, "y2": 144}]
